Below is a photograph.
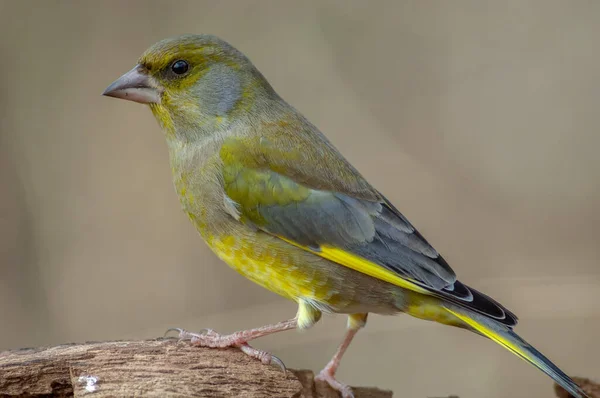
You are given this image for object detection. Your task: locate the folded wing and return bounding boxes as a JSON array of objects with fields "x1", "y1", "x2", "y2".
[{"x1": 220, "y1": 126, "x2": 517, "y2": 327}]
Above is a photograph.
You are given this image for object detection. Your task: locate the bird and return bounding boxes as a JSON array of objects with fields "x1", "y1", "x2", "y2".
[{"x1": 103, "y1": 34, "x2": 588, "y2": 398}]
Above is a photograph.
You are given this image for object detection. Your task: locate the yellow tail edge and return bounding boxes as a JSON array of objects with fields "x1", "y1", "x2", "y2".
[{"x1": 445, "y1": 308, "x2": 589, "y2": 398}]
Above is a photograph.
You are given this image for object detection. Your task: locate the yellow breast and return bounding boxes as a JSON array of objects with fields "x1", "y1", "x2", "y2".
[{"x1": 207, "y1": 234, "x2": 344, "y2": 307}]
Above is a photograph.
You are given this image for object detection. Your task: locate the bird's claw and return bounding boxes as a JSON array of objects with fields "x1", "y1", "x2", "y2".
[
  {"x1": 315, "y1": 369, "x2": 354, "y2": 398},
  {"x1": 269, "y1": 353, "x2": 287, "y2": 375},
  {"x1": 237, "y1": 341, "x2": 286, "y2": 374},
  {"x1": 164, "y1": 327, "x2": 184, "y2": 338},
  {"x1": 162, "y1": 326, "x2": 286, "y2": 376}
]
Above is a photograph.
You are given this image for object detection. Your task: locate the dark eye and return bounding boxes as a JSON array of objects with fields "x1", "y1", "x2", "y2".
[{"x1": 171, "y1": 60, "x2": 189, "y2": 75}]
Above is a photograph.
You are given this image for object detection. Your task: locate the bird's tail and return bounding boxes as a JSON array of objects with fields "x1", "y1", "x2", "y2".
[{"x1": 445, "y1": 307, "x2": 589, "y2": 398}]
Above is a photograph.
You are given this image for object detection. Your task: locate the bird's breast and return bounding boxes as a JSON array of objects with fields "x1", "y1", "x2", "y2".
[
  {"x1": 206, "y1": 232, "x2": 344, "y2": 304},
  {"x1": 166, "y1": 140, "x2": 327, "y2": 301},
  {"x1": 168, "y1": 139, "x2": 230, "y2": 234}
]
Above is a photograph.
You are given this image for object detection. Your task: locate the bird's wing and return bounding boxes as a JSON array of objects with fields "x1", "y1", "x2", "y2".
[{"x1": 220, "y1": 123, "x2": 517, "y2": 326}]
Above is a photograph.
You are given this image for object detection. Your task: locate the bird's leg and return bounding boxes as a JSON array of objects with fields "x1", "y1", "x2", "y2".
[
  {"x1": 315, "y1": 313, "x2": 368, "y2": 398},
  {"x1": 167, "y1": 318, "x2": 297, "y2": 371}
]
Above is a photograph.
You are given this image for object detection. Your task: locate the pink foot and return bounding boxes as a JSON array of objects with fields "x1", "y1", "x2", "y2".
[
  {"x1": 166, "y1": 327, "x2": 286, "y2": 373},
  {"x1": 315, "y1": 366, "x2": 354, "y2": 398}
]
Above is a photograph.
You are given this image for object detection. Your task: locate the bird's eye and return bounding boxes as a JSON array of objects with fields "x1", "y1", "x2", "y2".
[{"x1": 171, "y1": 60, "x2": 189, "y2": 75}]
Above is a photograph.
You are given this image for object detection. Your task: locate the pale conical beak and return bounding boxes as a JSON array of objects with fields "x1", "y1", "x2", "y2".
[{"x1": 102, "y1": 65, "x2": 161, "y2": 104}]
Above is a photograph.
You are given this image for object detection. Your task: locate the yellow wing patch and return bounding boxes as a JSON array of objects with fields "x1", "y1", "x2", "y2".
[{"x1": 278, "y1": 236, "x2": 430, "y2": 295}]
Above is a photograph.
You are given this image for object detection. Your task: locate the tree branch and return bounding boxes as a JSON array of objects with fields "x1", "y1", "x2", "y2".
[
  {"x1": 1, "y1": 339, "x2": 596, "y2": 397},
  {"x1": 0, "y1": 339, "x2": 393, "y2": 397}
]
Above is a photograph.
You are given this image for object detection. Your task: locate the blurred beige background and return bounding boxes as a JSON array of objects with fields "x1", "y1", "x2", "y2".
[{"x1": 1, "y1": 1, "x2": 599, "y2": 397}]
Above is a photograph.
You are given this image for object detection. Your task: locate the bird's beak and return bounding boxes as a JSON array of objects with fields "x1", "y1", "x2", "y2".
[{"x1": 102, "y1": 65, "x2": 162, "y2": 104}]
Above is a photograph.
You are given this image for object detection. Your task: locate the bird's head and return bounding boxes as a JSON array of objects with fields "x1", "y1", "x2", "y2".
[{"x1": 103, "y1": 34, "x2": 276, "y2": 139}]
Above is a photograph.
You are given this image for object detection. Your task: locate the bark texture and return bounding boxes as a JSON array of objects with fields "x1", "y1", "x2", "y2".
[
  {"x1": 1, "y1": 338, "x2": 596, "y2": 397},
  {"x1": 0, "y1": 339, "x2": 392, "y2": 397}
]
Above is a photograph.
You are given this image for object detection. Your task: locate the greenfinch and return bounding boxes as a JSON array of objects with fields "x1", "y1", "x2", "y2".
[{"x1": 103, "y1": 34, "x2": 588, "y2": 398}]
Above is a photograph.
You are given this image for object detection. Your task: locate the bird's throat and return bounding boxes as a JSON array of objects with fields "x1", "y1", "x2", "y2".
[{"x1": 149, "y1": 103, "x2": 176, "y2": 139}]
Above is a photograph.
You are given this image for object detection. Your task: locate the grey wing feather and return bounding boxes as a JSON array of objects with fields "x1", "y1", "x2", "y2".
[
  {"x1": 256, "y1": 178, "x2": 455, "y2": 290},
  {"x1": 253, "y1": 171, "x2": 517, "y2": 327},
  {"x1": 377, "y1": 197, "x2": 518, "y2": 326}
]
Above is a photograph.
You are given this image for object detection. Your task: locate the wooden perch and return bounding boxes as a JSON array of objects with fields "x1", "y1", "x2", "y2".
[
  {"x1": 0, "y1": 339, "x2": 393, "y2": 397},
  {"x1": 1, "y1": 338, "x2": 596, "y2": 397}
]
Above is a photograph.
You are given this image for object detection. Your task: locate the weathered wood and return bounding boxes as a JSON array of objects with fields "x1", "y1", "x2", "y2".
[
  {"x1": 0, "y1": 339, "x2": 393, "y2": 397},
  {"x1": 3, "y1": 338, "x2": 594, "y2": 397}
]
